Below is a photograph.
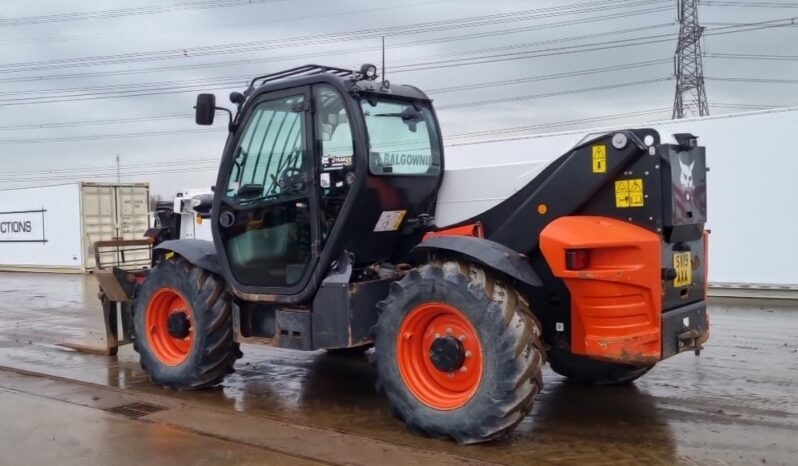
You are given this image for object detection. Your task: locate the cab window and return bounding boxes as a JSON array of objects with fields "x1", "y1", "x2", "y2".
[
  {"x1": 315, "y1": 85, "x2": 354, "y2": 244},
  {"x1": 225, "y1": 94, "x2": 306, "y2": 203},
  {"x1": 361, "y1": 99, "x2": 441, "y2": 176}
]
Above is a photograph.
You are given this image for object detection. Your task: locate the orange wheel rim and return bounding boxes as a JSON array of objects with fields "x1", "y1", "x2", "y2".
[
  {"x1": 396, "y1": 302, "x2": 483, "y2": 410},
  {"x1": 145, "y1": 287, "x2": 194, "y2": 366}
]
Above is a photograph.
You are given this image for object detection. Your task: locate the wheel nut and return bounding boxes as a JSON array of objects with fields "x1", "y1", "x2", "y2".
[
  {"x1": 434, "y1": 333, "x2": 440, "y2": 338},
  {"x1": 458, "y1": 335, "x2": 466, "y2": 342},
  {"x1": 465, "y1": 350, "x2": 472, "y2": 358},
  {"x1": 447, "y1": 372, "x2": 455, "y2": 378},
  {"x1": 446, "y1": 328, "x2": 453, "y2": 335},
  {"x1": 403, "y1": 331, "x2": 413, "y2": 340},
  {"x1": 460, "y1": 366, "x2": 468, "y2": 373}
]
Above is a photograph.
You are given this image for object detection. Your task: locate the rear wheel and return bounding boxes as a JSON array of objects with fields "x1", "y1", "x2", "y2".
[
  {"x1": 547, "y1": 347, "x2": 653, "y2": 385},
  {"x1": 132, "y1": 257, "x2": 241, "y2": 389},
  {"x1": 373, "y1": 260, "x2": 545, "y2": 444}
]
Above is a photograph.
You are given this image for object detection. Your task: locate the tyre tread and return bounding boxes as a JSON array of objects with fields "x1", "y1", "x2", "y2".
[
  {"x1": 373, "y1": 259, "x2": 545, "y2": 444},
  {"x1": 132, "y1": 258, "x2": 241, "y2": 390}
]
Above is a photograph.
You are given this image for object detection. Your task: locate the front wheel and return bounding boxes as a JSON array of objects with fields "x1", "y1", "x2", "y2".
[
  {"x1": 132, "y1": 257, "x2": 241, "y2": 390},
  {"x1": 547, "y1": 347, "x2": 653, "y2": 385},
  {"x1": 373, "y1": 260, "x2": 545, "y2": 444}
]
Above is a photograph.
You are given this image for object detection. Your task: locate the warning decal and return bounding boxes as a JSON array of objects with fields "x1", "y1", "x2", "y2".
[
  {"x1": 373, "y1": 210, "x2": 407, "y2": 232},
  {"x1": 614, "y1": 179, "x2": 645, "y2": 208},
  {"x1": 592, "y1": 145, "x2": 607, "y2": 173}
]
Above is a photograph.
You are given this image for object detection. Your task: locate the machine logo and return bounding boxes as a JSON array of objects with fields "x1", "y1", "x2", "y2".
[{"x1": 678, "y1": 157, "x2": 695, "y2": 191}]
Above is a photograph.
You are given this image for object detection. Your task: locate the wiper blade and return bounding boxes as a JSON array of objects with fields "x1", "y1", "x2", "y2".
[{"x1": 374, "y1": 109, "x2": 421, "y2": 121}]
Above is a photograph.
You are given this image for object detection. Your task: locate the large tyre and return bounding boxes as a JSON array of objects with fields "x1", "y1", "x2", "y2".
[
  {"x1": 373, "y1": 260, "x2": 545, "y2": 444},
  {"x1": 132, "y1": 257, "x2": 241, "y2": 389},
  {"x1": 547, "y1": 347, "x2": 653, "y2": 385}
]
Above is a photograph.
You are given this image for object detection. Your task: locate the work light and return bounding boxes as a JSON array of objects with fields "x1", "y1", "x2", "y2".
[{"x1": 360, "y1": 63, "x2": 378, "y2": 80}]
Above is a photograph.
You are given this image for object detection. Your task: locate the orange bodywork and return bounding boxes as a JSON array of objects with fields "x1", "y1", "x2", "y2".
[
  {"x1": 540, "y1": 216, "x2": 662, "y2": 365},
  {"x1": 423, "y1": 222, "x2": 484, "y2": 241}
]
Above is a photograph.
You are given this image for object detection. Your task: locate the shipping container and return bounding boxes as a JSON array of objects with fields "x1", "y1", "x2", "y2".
[
  {"x1": 441, "y1": 107, "x2": 798, "y2": 291},
  {"x1": 0, "y1": 182, "x2": 150, "y2": 273}
]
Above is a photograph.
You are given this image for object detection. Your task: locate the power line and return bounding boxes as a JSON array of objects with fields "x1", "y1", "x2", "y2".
[
  {"x1": 389, "y1": 17, "x2": 798, "y2": 74},
  {"x1": 0, "y1": 0, "x2": 458, "y2": 44},
  {"x1": 388, "y1": 22, "x2": 674, "y2": 69},
  {"x1": 437, "y1": 78, "x2": 672, "y2": 110},
  {"x1": 0, "y1": 0, "x2": 292, "y2": 27},
  {"x1": 0, "y1": 108, "x2": 679, "y2": 183},
  {"x1": 706, "y1": 52, "x2": 798, "y2": 60},
  {"x1": 0, "y1": 165, "x2": 223, "y2": 184},
  {"x1": 6, "y1": 17, "x2": 786, "y2": 107},
  {"x1": 426, "y1": 59, "x2": 671, "y2": 94},
  {"x1": 1, "y1": 157, "x2": 221, "y2": 178},
  {"x1": 0, "y1": 24, "x2": 674, "y2": 101},
  {"x1": 446, "y1": 107, "x2": 673, "y2": 140},
  {"x1": 703, "y1": 1, "x2": 798, "y2": 7},
  {"x1": 0, "y1": 4, "x2": 672, "y2": 84},
  {"x1": 711, "y1": 102, "x2": 787, "y2": 109},
  {"x1": 0, "y1": 113, "x2": 193, "y2": 131},
  {"x1": 0, "y1": 78, "x2": 674, "y2": 145},
  {"x1": 706, "y1": 76, "x2": 798, "y2": 83},
  {"x1": 0, "y1": 127, "x2": 224, "y2": 145},
  {"x1": 0, "y1": 60, "x2": 665, "y2": 134},
  {"x1": 0, "y1": 0, "x2": 670, "y2": 74},
  {"x1": 0, "y1": 60, "x2": 672, "y2": 130}
]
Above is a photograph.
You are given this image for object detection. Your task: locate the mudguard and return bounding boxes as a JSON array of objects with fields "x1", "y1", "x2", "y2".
[
  {"x1": 413, "y1": 236, "x2": 542, "y2": 288},
  {"x1": 155, "y1": 239, "x2": 222, "y2": 275}
]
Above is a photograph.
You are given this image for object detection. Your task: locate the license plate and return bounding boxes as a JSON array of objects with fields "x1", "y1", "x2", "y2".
[{"x1": 673, "y1": 252, "x2": 692, "y2": 287}]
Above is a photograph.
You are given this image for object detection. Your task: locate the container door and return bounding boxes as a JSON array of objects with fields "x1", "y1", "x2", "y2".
[
  {"x1": 114, "y1": 185, "x2": 151, "y2": 267},
  {"x1": 81, "y1": 184, "x2": 117, "y2": 269}
]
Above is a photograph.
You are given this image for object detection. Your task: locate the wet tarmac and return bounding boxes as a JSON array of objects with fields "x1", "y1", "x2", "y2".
[{"x1": 0, "y1": 271, "x2": 796, "y2": 465}]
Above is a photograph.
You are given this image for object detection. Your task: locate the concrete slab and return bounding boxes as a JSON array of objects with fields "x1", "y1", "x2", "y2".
[{"x1": 0, "y1": 387, "x2": 321, "y2": 466}]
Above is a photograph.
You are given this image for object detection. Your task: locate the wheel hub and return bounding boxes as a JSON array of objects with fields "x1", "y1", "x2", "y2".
[
  {"x1": 429, "y1": 336, "x2": 466, "y2": 373},
  {"x1": 395, "y1": 302, "x2": 484, "y2": 410},
  {"x1": 166, "y1": 311, "x2": 191, "y2": 339}
]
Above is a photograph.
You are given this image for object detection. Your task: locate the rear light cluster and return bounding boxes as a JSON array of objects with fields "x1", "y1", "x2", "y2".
[{"x1": 565, "y1": 249, "x2": 590, "y2": 270}]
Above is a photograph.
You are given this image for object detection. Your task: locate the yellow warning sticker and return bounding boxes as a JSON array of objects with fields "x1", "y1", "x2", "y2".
[
  {"x1": 629, "y1": 179, "x2": 644, "y2": 207},
  {"x1": 615, "y1": 178, "x2": 645, "y2": 208},
  {"x1": 592, "y1": 145, "x2": 607, "y2": 173}
]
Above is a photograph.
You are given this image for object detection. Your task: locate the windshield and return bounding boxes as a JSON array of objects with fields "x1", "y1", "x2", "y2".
[
  {"x1": 361, "y1": 99, "x2": 441, "y2": 176},
  {"x1": 224, "y1": 94, "x2": 306, "y2": 204}
]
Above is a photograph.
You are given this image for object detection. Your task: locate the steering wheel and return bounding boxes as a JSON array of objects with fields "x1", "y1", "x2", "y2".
[{"x1": 270, "y1": 166, "x2": 304, "y2": 194}]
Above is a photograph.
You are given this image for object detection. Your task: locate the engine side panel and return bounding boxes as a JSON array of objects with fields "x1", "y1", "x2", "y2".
[{"x1": 539, "y1": 216, "x2": 662, "y2": 365}]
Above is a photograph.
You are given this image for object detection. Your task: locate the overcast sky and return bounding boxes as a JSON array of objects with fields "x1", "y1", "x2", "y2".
[{"x1": 0, "y1": 0, "x2": 795, "y2": 195}]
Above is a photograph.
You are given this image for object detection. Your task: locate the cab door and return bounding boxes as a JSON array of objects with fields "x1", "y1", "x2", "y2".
[{"x1": 214, "y1": 87, "x2": 318, "y2": 292}]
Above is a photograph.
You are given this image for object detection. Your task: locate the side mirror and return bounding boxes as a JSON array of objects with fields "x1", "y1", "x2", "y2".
[{"x1": 195, "y1": 94, "x2": 216, "y2": 125}]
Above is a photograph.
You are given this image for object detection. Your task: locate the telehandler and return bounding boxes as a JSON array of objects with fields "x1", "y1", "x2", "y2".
[{"x1": 94, "y1": 63, "x2": 709, "y2": 443}]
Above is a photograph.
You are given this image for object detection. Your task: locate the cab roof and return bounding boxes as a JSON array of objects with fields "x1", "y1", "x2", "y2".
[{"x1": 244, "y1": 64, "x2": 431, "y2": 103}]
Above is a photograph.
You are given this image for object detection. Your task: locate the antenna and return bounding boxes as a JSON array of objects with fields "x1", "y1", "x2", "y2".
[
  {"x1": 381, "y1": 36, "x2": 388, "y2": 88},
  {"x1": 672, "y1": 0, "x2": 709, "y2": 119}
]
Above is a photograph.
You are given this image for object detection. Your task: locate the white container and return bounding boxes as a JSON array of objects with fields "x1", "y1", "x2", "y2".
[
  {"x1": 0, "y1": 182, "x2": 150, "y2": 273},
  {"x1": 440, "y1": 107, "x2": 798, "y2": 288}
]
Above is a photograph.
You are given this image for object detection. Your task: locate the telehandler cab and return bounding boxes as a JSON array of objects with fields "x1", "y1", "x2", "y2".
[{"x1": 94, "y1": 63, "x2": 709, "y2": 443}]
